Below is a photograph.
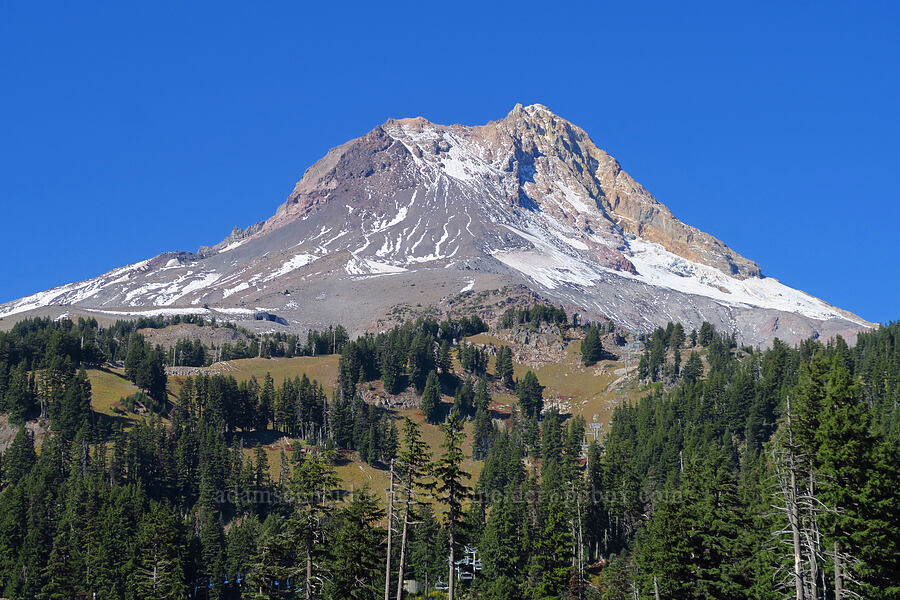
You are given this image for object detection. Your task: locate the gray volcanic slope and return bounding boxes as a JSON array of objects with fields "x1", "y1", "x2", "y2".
[{"x1": 0, "y1": 104, "x2": 871, "y2": 345}]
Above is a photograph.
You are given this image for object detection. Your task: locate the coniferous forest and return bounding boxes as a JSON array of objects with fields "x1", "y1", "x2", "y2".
[{"x1": 0, "y1": 313, "x2": 898, "y2": 599}]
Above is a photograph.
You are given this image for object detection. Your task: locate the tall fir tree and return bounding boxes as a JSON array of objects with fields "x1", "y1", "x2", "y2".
[
  {"x1": 516, "y1": 371, "x2": 543, "y2": 418},
  {"x1": 432, "y1": 411, "x2": 471, "y2": 600},
  {"x1": 420, "y1": 370, "x2": 441, "y2": 425}
]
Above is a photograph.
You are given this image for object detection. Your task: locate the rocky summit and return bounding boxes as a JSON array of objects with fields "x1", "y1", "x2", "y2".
[{"x1": 0, "y1": 104, "x2": 871, "y2": 345}]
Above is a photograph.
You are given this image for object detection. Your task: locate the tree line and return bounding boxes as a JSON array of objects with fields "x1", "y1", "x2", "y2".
[{"x1": 1, "y1": 311, "x2": 898, "y2": 599}]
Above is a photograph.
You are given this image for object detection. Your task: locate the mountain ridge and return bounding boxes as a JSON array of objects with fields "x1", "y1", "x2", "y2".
[{"x1": 0, "y1": 104, "x2": 871, "y2": 345}]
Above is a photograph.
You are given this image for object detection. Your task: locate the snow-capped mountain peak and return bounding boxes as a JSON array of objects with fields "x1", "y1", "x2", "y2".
[{"x1": 0, "y1": 105, "x2": 870, "y2": 345}]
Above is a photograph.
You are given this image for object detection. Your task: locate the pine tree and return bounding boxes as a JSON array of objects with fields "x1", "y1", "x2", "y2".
[
  {"x1": 394, "y1": 418, "x2": 432, "y2": 600},
  {"x1": 495, "y1": 346, "x2": 515, "y2": 388},
  {"x1": 432, "y1": 411, "x2": 471, "y2": 600},
  {"x1": 4, "y1": 362, "x2": 34, "y2": 424},
  {"x1": 381, "y1": 340, "x2": 405, "y2": 395},
  {"x1": 473, "y1": 407, "x2": 494, "y2": 460},
  {"x1": 531, "y1": 459, "x2": 574, "y2": 598},
  {"x1": 438, "y1": 340, "x2": 453, "y2": 374},
  {"x1": 258, "y1": 372, "x2": 275, "y2": 431},
  {"x1": 253, "y1": 444, "x2": 270, "y2": 488},
  {"x1": 480, "y1": 493, "x2": 525, "y2": 581},
  {"x1": 53, "y1": 367, "x2": 92, "y2": 441},
  {"x1": 408, "y1": 331, "x2": 435, "y2": 392},
  {"x1": 638, "y1": 351, "x2": 650, "y2": 380},
  {"x1": 2, "y1": 426, "x2": 36, "y2": 487},
  {"x1": 636, "y1": 447, "x2": 753, "y2": 599},
  {"x1": 815, "y1": 358, "x2": 880, "y2": 598},
  {"x1": 682, "y1": 351, "x2": 704, "y2": 384},
  {"x1": 245, "y1": 516, "x2": 302, "y2": 598},
  {"x1": 452, "y1": 378, "x2": 475, "y2": 417},
  {"x1": 378, "y1": 420, "x2": 397, "y2": 464},
  {"x1": 131, "y1": 502, "x2": 188, "y2": 599},
  {"x1": 291, "y1": 449, "x2": 340, "y2": 600},
  {"x1": 474, "y1": 378, "x2": 491, "y2": 412},
  {"x1": 581, "y1": 325, "x2": 603, "y2": 366},
  {"x1": 420, "y1": 370, "x2": 441, "y2": 425},
  {"x1": 125, "y1": 334, "x2": 146, "y2": 381},
  {"x1": 516, "y1": 371, "x2": 543, "y2": 418},
  {"x1": 137, "y1": 346, "x2": 167, "y2": 406},
  {"x1": 324, "y1": 487, "x2": 385, "y2": 600}
]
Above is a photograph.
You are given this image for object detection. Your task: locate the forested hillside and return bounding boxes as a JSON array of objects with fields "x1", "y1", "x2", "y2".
[{"x1": 0, "y1": 314, "x2": 897, "y2": 599}]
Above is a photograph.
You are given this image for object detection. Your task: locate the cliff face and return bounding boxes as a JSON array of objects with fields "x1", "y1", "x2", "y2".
[{"x1": 0, "y1": 104, "x2": 870, "y2": 346}]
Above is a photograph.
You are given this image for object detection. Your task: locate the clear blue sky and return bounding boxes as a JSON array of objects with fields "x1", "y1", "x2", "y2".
[{"x1": 1, "y1": 1, "x2": 898, "y2": 324}]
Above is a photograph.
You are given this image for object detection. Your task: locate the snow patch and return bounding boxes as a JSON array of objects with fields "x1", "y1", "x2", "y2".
[
  {"x1": 345, "y1": 255, "x2": 409, "y2": 276},
  {"x1": 626, "y1": 240, "x2": 864, "y2": 323},
  {"x1": 264, "y1": 254, "x2": 316, "y2": 281},
  {"x1": 218, "y1": 239, "x2": 247, "y2": 253},
  {"x1": 222, "y1": 281, "x2": 251, "y2": 299}
]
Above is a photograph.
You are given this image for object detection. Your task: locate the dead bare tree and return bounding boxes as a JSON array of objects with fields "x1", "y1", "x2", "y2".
[
  {"x1": 770, "y1": 396, "x2": 808, "y2": 600},
  {"x1": 384, "y1": 459, "x2": 395, "y2": 600}
]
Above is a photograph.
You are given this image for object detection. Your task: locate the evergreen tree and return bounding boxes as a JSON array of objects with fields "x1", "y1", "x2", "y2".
[
  {"x1": 137, "y1": 346, "x2": 168, "y2": 406},
  {"x1": 480, "y1": 493, "x2": 525, "y2": 582},
  {"x1": 4, "y1": 363, "x2": 34, "y2": 424},
  {"x1": 125, "y1": 334, "x2": 146, "y2": 381},
  {"x1": 257, "y1": 372, "x2": 275, "y2": 431},
  {"x1": 2, "y1": 426, "x2": 36, "y2": 488},
  {"x1": 131, "y1": 501, "x2": 188, "y2": 599},
  {"x1": 438, "y1": 340, "x2": 453, "y2": 374},
  {"x1": 452, "y1": 378, "x2": 475, "y2": 417},
  {"x1": 495, "y1": 346, "x2": 515, "y2": 388},
  {"x1": 516, "y1": 371, "x2": 543, "y2": 418},
  {"x1": 815, "y1": 357, "x2": 889, "y2": 598},
  {"x1": 531, "y1": 459, "x2": 574, "y2": 599},
  {"x1": 638, "y1": 351, "x2": 650, "y2": 380},
  {"x1": 682, "y1": 351, "x2": 704, "y2": 384},
  {"x1": 670, "y1": 322, "x2": 686, "y2": 349},
  {"x1": 291, "y1": 449, "x2": 340, "y2": 600},
  {"x1": 474, "y1": 378, "x2": 491, "y2": 412},
  {"x1": 420, "y1": 370, "x2": 441, "y2": 425},
  {"x1": 394, "y1": 418, "x2": 432, "y2": 600},
  {"x1": 432, "y1": 411, "x2": 471, "y2": 600},
  {"x1": 581, "y1": 325, "x2": 604, "y2": 366},
  {"x1": 408, "y1": 331, "x2": 435, "y2": 392},
  {"x1": 473, "y1": 406, "x2": 494, "y2": 460},
  {"x1": 324, "y1": 487, "x2": 385, "y2": 600},
  {"x1": 52, "y1": 366, "x2": 92, "y2": 441}
]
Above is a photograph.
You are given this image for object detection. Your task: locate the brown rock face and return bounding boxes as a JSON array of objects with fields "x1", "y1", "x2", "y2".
[{"x1": 494, "y1": 104, "x2": 760, "y2": 278}]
